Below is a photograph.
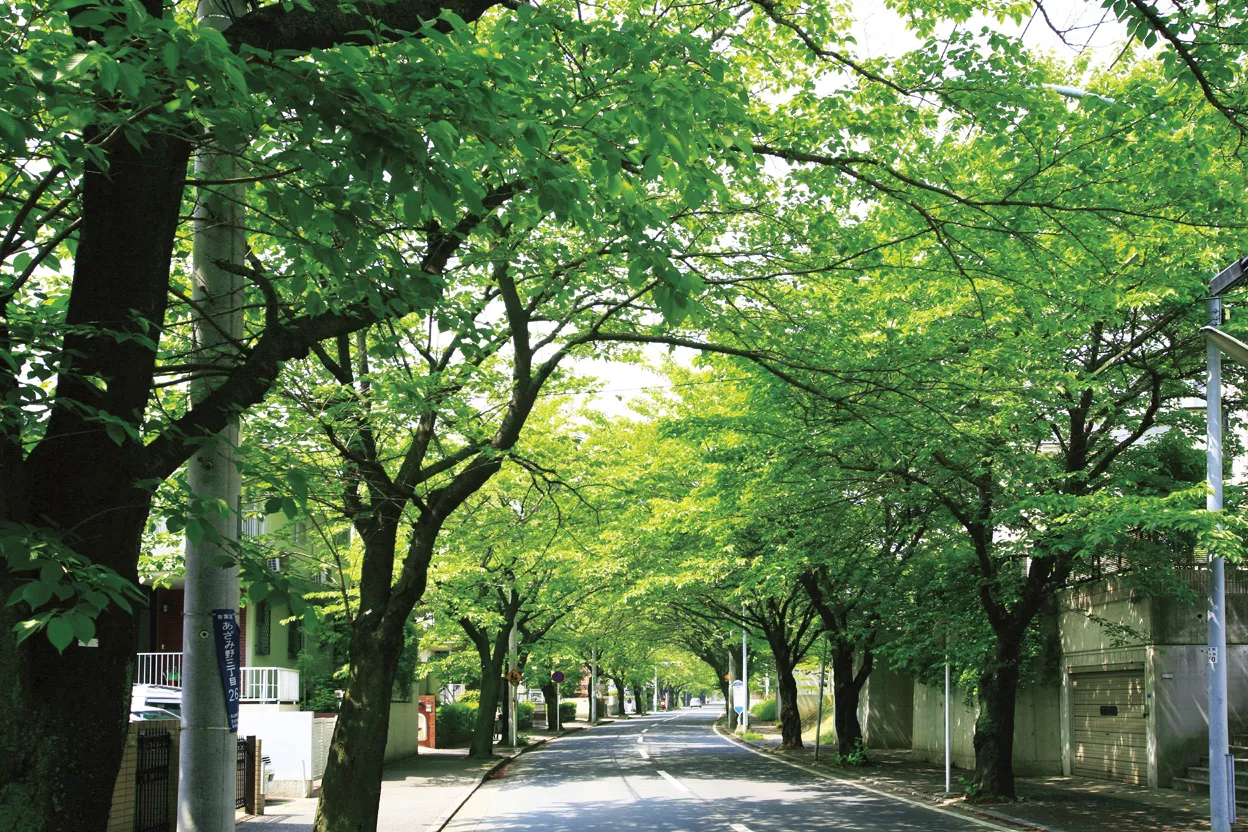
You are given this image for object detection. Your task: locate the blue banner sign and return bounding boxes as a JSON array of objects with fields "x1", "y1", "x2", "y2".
[{"x1": 211, "y1": 609, "x2": 241, "y2": 733}]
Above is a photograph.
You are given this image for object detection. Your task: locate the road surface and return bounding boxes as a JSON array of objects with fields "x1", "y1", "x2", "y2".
[{"x1": 443, "y1": 709, "x2": 1005, "y2": 832}]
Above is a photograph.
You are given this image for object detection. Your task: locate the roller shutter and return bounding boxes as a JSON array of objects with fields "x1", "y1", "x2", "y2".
[{"x1": 1071, "y1": 667, "x2": 1146, "y2": 785}]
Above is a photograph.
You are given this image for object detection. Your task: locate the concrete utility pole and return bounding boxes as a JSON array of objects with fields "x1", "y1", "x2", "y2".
[
  {"x1": 814, "y1": 641, "x2": 827, "y2": 761},
  {"x1": 590, "y1": 647, "x2": 597, "y2": 723},
  {"x1": 741, "y1": 607, "x2": 749, "y2": 731},
  {"x1": 507, "y1": 619, "x2": 518, "y2": 747},
  {"x1": 1200, "y1": 255, "x2": 1248, "y2": 832},
  {"x1": 653, "y1": 666, "x2": 659, "y2": 712},
  {"x1": 179, "y1": 2, "x2": 247, "y2": 828}
]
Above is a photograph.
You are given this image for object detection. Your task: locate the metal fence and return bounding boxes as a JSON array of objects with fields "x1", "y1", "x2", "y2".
[
  {"x1": 135, "y1": 653, "x2": 183, "y2": 688},
  {"x1": 135, "y1": 729, "x2": 172, "y2": 832},
  {"x1": 235, "y1": 738, "x2": 248, "y2": 811}
]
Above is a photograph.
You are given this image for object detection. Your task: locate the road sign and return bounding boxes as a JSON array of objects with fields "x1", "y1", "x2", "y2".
[
  {"x1": 552, "y1": 670, "x2": 565, "y2": 683},
  {"x1": 506, "y1": 670, "x2": 523, "y2": 685},
  {"x1": 731, "y1": 679, "x2": 746, "y2": 714}
]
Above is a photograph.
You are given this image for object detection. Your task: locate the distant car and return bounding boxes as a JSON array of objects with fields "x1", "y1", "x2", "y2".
[
  {"x1": 690, "y1": 699, "x2": 703, "y2": 708},
  {"x1": 131, "y1": 706, "x2": 179, "y2": 722}
]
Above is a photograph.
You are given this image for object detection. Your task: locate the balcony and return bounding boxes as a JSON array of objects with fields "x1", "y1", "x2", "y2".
[{"x1": 135, "y1": 653, "x2": 300, "y2": 703}]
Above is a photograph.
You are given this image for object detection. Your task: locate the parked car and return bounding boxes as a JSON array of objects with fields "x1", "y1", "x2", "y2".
[
  {"x1": 131, "y1": 706, "x2": 179, "y2": 722},
  {"x1": 689, "y1": 699, "x2": 703, "y2": 708},
  {"x1": 132, "y1": 684, "x2": 182, "y2": 718}
]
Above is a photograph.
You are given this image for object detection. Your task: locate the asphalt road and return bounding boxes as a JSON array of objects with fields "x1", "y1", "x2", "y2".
[{"x1": 443, "y1": 709, "x2": 1006, "y2": 832}]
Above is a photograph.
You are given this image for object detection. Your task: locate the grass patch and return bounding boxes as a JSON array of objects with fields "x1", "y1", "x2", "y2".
[{"x1": 740, "y1": 730, "x2": 765, "y2": 741}]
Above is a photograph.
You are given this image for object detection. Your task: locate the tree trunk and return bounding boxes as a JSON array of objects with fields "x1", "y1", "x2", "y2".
[
  {"x1": 470, "y1": 665, "x2": 504, "y2": 758},
  {"x1": 614, "y1": 677, "x2": 627, "y2": 716},
  {"x1": 541, "y1": 681, "x2": 559, "y2": 729},
  {"x1": 831, "y1": 643, "x2": 867, "y2": 756},
  {"x1": 313, "y1": 615, "x2": 404, "y2": 832},
  {"x1": 774, "y1": 652, "x2": 803, "y2": 749},
  {"x1": 971, "y1": 636, "x2": 1022, "y2": 799},
  {"x1": 727, "y1": 648, "x2": 740, "y2": 729},
  {"x1": 0, "y1": 121, "x2": 191, "y2": 830},
  {"x1": 631, "y1": 681, "x2": 647, "y2": 715}
]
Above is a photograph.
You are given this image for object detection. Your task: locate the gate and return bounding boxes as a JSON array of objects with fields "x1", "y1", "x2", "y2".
[
  {"x1": 236, "y1": 736, "x2": 257, "y2": 813},
  {"x1": 135, "y1": 729, "x2": 171, "y2": 832}
]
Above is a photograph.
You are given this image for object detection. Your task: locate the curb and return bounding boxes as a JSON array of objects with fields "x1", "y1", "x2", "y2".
[
  {"x1": 712, "y1": 724, "x2": 1037, "y2": 832},
  {"x1": 420, "y1": 726, "x2": 585, "y2": 832}
]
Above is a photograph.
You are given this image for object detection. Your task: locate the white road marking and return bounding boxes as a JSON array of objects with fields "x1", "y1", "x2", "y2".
[
  {"x1": 657, "y1": 770, "x2": 691, "y2": 793},
  {"x1": 642, "y1": 728, "x2": 650, "y2": 734},
  {"x1": 640, "y1": 748, "x2": 650, "y2": 760},
  {"x1": 711, "y1": 724, "x2": 1013, "y2": 831},
  {"x1": 637, "y1": 736, "x2": 645, "y2": 744},
  {"x1": 729, "y1": 825, "x2": 753, "y2": 832}
]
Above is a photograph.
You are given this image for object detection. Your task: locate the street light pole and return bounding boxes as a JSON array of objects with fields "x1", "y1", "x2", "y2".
[
  {"x1": 1208, "y1": 293, "x2": 1232, "y2": 832},
  {"x1": 653, "y1": 666, "x2": 659, "y2": 713},
  {"x1": 1201, "y1": 254, "x2": 1248, "y2": 832}
]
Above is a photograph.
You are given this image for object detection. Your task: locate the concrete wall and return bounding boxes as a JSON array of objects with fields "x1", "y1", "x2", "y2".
[
  {"x1": 912, "y1": 681, "x2": 1062, "y2": 776},
  {"x1": 913, "y1": 682, "x2": 977, "y2": 772},
  {"x1": 862, "y1": 666, "x2": 914, "y2": 749}
]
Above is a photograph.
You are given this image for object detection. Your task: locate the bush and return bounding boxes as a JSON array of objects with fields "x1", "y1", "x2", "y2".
[
  {"x1": 436, "y1": 703, "x2": 477, "y2": 748},
  {"x1": 750, "y1": 698, "x2": 777, "y2": 721},
  {"x1": 457, "y1": 690, "x2": 481, "y2": 707},
  {"x1": 517, "y1": 701, "x2": 535, "y2": 729},
  {"x1": 559, "y1": 702, "x2": 577, "y2": 724}
]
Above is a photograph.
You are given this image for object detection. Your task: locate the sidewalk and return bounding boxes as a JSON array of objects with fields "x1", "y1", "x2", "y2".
[
  {"x1": 240, "y1": 724, "x2": 583, "y2": 832},
  {"x1": 730, "y1": 720, "x2": 1236, "y2": 832}
]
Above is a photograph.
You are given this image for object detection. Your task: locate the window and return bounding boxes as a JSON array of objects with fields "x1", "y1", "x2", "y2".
[
  {"x1": 256, "y1": 602, "x2": 271, "y2": 656},
  {"x1": 266, "y1": 557, "x2": 282, "y2": 572},
  {"x1": 287, "y1": 618, "x2": 302, "y2": 661}
]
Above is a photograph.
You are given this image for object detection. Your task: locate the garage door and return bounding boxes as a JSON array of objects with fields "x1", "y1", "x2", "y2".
[{"x1": 1071, "y1": 667, "x2": 1147, "y2": 784}]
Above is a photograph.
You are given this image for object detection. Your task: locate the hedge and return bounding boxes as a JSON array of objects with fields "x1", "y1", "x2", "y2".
[
  {"x1": 436, "y1": 703, "x2": 476, "y2": 747},
  {"x1": 518, "y1": 701, "x2": 535, "y2": 729},
  {"x1": 559, "y1": 701, "x2": 577, "y2": 724},
  {"x1": 750, "y1": 698, "x2": 777, "y2": 721}
]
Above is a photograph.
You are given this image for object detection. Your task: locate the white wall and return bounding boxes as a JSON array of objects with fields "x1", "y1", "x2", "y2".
[{"x1": 237, "y1": 708, "x2": 316, "y2": 795}]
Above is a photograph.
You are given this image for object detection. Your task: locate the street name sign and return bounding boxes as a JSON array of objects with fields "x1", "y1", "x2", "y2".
[{"x1": 731, "y1": 679, "x2": 745, "y2": 714}]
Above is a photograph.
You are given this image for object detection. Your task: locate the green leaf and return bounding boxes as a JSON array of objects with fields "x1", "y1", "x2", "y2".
[
  {"x1": 288, "y1": 470, "x2": 309, "y2": 505},
  {"x1": 264, "y1": 497, "x2": 284, "y2": 516},
  {"x1": 70, "y1": 612, "x2": 96, "y2": 644},
  {"x1": 22, "y1": 582, "x2": 53, "y2": 609},
  {"x1": 162, "y1": 42, "x2": 180, "y2": 74},
  {"x1": 47, "y1": 616, "x2": 74, "y2": 653}
]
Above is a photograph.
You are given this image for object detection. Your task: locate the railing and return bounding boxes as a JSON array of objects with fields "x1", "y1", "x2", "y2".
[
  {"x1": 241, "y1": 666, "x2": 301, "y2": 703},
  {"x1": 135, "y1": 653, "x2": 300, "y2": 703},
  {"x1": 136, "y1": 652, "x2": 184, "y2": 688}
]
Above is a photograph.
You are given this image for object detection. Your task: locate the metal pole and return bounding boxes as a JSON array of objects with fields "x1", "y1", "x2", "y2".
[
  {"x1": 814, "y1": 641, "x2": 828, "y2": 761},
  {"x1": 1208, "y1": 295, "x2": 1231, "y2": 832},
  {"x1": 764, "y1": 674, "x2": 770, "y2": 699},
  {"x1": 653, "y1": 666, "x2": 659, "y2": 712},
  {"x1": 507, "y1": 620, "x2": 518, "y2": 747},
  {"x1": 590, "y1": 647, "x2": 597, "y2": 723},
  {"x1": 945, "y1": 654, "x2": 952, "y2": 794},
  {"x1": 742, "y1": 607, "x2": 750, "y2": 731}
]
